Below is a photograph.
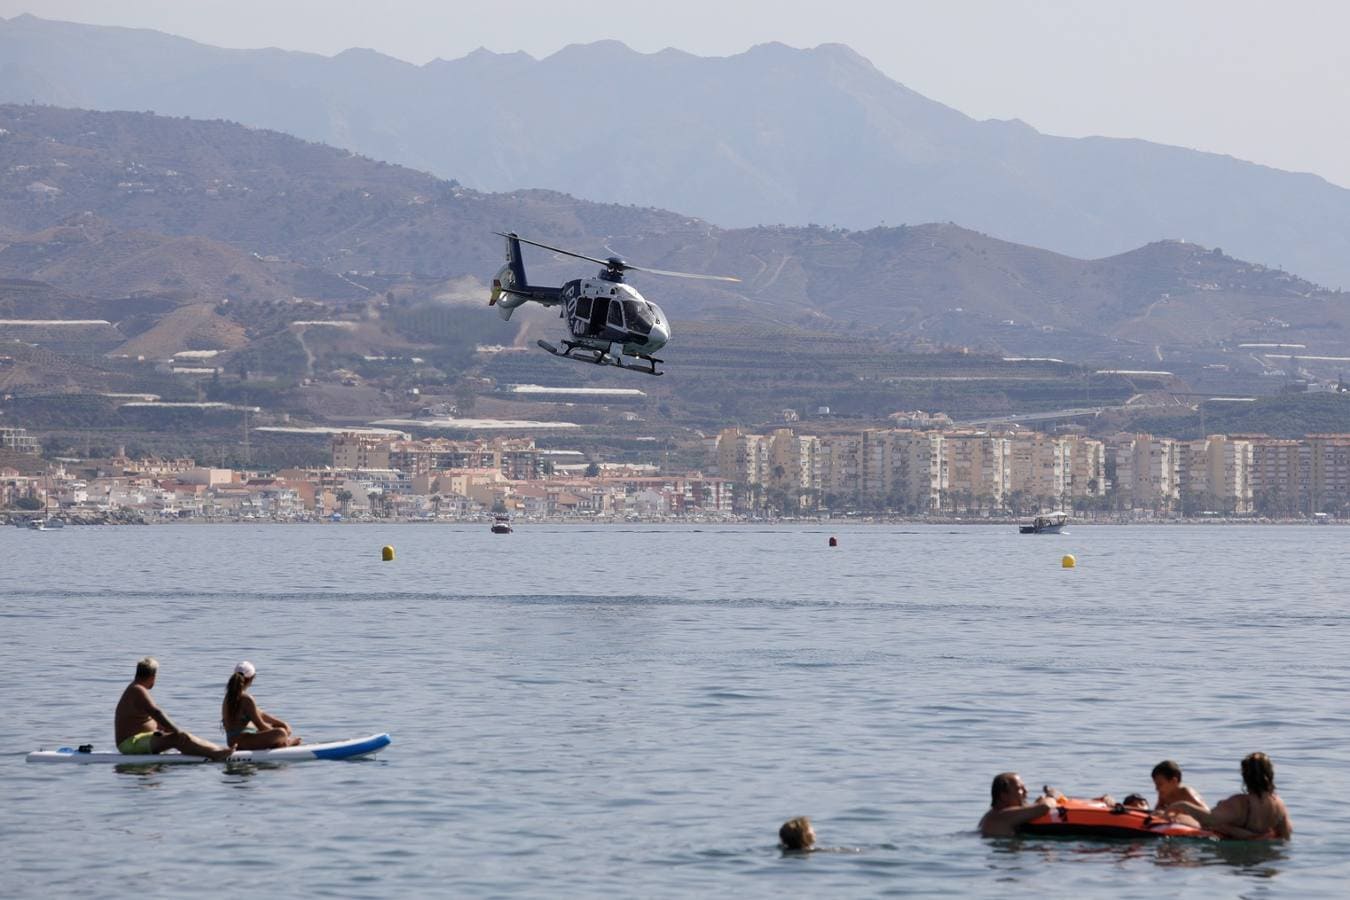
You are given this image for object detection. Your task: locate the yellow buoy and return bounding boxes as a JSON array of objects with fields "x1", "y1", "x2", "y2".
[
  {"x1": 382, "y1": 545, "x2": 395, "y2": 562},
  {"x1": 1061, "y1": 554, "x2": 1076, "y2": 568}
]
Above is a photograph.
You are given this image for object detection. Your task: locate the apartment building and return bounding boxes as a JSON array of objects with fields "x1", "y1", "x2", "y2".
[
  {"x1": 1248, "y1": 437, "x2": 1307, "y2": 516},
  {"x1": 1178, "y1": 435, "x2": 1253, "y2": 514},
  {"x1": 1, "y1": 426, "x2": 41, "y2": 455},
  {"x1": 389, "y1": 437, "x2": 541, "y2": 479},
  {"x1": 891, "y1": 430, "x2": 947, "y2": 513},
  {"x1": 764, "y1": 428, "x2": 820, "y2": 508},
  {"x1": 1006, "y1": 431, "x2": 1068, "y2": 508},
  {"x1": 1107, "y1": 434, "x2": 1180, "y2": 512},
  {"x1": 331, "y1": 432, "x2": 392, "y2": 470},
  {"x1": 1062, "y1": 435, "x2": 1107, "y2": 501},
  {"x1": 943, "y1": 432, "x2": 1010, "y2": 511},
  {"x1": 1307, "y1": 434, "x2": 1350, "y2": 513},
  {"x1": 817, "y1": 432, "x2": 863, "y2": 504},
  {"x1": 715, "y1": 428, "x2": 770, "y2": 503}
]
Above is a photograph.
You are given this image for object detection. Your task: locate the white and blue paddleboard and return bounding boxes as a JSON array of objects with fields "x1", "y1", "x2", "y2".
[{"x1": 26, "y1": 732, "x2": 391, "y2": 764}]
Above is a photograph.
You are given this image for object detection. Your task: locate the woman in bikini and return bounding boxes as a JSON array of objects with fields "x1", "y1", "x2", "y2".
[
  {"x1": 1167, "y1": 752, "x2": 1292, "y2": 839},
  {"x1": 221, "y1": 661, "x2": 301, "y2": 750}
]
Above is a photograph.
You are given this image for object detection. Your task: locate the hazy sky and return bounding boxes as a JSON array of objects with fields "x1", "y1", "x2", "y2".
[{"x1": 5, "y1": 0, "x2": 1348, "y2": 188}]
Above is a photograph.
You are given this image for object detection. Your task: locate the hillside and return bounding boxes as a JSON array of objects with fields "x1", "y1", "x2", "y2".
[
  {"x1": 3, "y1": 104, "x2": 1345, "y2": 363},
  {"x1": 3, "y1": 15, "x2": 1350, "y2": 287},
  {"x1": 2, "y1": 105, "x2": 1349, "y2": 462}
]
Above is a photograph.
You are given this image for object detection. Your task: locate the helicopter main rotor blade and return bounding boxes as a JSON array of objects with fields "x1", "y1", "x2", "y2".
[
  {"x1": 496, "y1": 232, "x2": 740, "y2": 282},
  {"x1": 494, "y1": 232, "x2": 610, "y2": 268},
  {"x1": 624, "y1": 264, "x2": 741, "y2": 282}
]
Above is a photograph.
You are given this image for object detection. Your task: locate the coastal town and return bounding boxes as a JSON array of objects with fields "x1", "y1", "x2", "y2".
[{"x1": 3, "y1": 422, "x2": 1348, "y2": 523}]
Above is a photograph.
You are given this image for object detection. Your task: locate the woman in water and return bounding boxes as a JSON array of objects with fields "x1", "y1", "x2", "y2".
[
  {"x1": 1168, "y1": 752, "x2": 1292, "y2": 839},
  {"x1": 221, "y1": 661, "x2": 300, "y2": 750}
]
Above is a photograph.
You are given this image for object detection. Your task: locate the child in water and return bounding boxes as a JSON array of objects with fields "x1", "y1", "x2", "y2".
[
  {"x1": 779, "y1": 816, "x2": 816, "y2": 851},
  {"x1": 1152, "y1": 760, "x2": 1207, "y2": 811}
]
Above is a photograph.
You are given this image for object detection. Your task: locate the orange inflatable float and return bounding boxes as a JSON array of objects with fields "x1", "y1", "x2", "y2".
[{"x1": 1020, "y1": 797, "x2": 1219, "y2": 840}]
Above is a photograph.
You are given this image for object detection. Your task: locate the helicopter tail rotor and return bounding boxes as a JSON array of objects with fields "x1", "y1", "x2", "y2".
[{"x1": 490, "y1": 279, "x2": 530, "y2": 320}]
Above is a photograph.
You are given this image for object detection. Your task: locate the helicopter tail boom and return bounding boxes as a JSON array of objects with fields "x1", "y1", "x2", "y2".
[
  {"x1": 490, "y1": 232, "x2": 561, "y2": 319},
  {"x1": 501, "y1": 232, "x2": 528, "y2": 286}
]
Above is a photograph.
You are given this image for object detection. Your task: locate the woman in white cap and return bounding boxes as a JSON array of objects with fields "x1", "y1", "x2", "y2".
[{"x1": 220, "y1": 661, "x2": 300, "y2": 750}]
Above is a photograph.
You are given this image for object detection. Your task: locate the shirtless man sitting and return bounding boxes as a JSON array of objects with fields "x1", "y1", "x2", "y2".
[
  {"x1": 115, "y1": 657, "x2": 231, "y2": 760},
  {"x1": 1152, "y1": 760, "x2": 1207, "y2": 812},
  {"x1": 978, "y1": 772, "x2": 1058, "y2": 837}
]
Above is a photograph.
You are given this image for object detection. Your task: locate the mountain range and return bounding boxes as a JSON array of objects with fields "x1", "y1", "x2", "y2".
[
  {"x1": 6, "y1": 103, "x2": 1350, "y2": 457},
  {"x1": 3, "y1": 103, "x2": 1344, "y2": 368},
  {"x1": 3, "y1": 13, "x2": 1350, "y2": 289}
]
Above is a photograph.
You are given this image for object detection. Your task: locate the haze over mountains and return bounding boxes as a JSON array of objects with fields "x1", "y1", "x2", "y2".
[{"x1": 3, "y1": 13, "x2": 1350, "y2": 289}]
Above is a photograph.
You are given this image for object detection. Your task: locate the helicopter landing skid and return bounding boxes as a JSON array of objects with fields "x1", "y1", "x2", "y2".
[{"x1": 537, "y1": 340, "x2": 664, "y2": 376}]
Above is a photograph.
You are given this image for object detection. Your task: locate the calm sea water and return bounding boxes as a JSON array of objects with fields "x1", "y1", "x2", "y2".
[{"x1": 3, "y1": 523, "x2": 1349, "y2": 897}]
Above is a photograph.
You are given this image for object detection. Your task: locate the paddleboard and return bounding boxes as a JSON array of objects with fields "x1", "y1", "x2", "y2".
[{"x1": 26, "y1": 732, "x2": 390, "y2": 764}]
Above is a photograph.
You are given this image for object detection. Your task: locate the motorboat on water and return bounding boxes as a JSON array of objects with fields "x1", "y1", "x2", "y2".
[
  {"x1": 1019, "y1": 511, "x2": 1068, "y2": 534},
  {"x1": 490, "y1": 515, "x2": 513, "y2": 534},
  {"x1": 28, "y1": 516, "x2": 65, "y2": 530}
]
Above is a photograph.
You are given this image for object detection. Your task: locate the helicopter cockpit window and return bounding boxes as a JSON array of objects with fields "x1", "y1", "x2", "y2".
[
  {"x1": 574, "y1": 296, "x2": 592, "y2": 319},
  {"x1": 608, "y1": 300, "x2": 625, "y2": 329},
  {"x1": 622, "y1": 300, "x2": 656, "y2": 336}
]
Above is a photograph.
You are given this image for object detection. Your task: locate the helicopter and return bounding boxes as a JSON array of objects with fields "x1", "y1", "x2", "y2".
[{"x1": 488, "y1": 232, "x2": 739, "y2": 376}]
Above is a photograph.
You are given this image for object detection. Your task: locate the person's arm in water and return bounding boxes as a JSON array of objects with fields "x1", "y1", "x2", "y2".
[
  {"x1": 1165, "y1": 800, "x2": 1210, "y2": 822},
  {"x1": 1209, "y1": 796, "x2": 1292, "y2": 840},
  {"x1": 1173, "y1": 785, "x2": 1207, "y2": 811},
  {"x1": 1169, "y1": 796, "x2": 1274, "y2": 839},
  {"x1": 979, "y1": 798, "x2": 1057, "y2": 837}
]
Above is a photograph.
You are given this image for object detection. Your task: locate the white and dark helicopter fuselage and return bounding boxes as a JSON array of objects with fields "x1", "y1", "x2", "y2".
[
  {"x1": 556, "y1": 275, "x2": 670, "y2": 359},
  {"x1": 489, "y1": 232, "x2": 735, "y2": 376}
]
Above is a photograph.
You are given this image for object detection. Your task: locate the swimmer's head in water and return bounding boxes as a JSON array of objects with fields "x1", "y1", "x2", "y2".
[
  {"x1": 990, "y1": 772, "x2": 1025, "y2": 807},
  {"x1": 1122, "y1": 794, "x2": 1149, "y2": 809},
  {"x1": 779, "y1": 816, "x2": 815, "y2": 850},
  {"x1": 1242, "y1": 752, "x2": 1275, "y2": 796}
]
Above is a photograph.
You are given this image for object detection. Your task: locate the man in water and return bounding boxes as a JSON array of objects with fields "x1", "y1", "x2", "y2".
[
  {"x1": 1152, "y1": 760, "x2": 1207, "y2": 812},
  {"x1": 978, "y1": 772, "x2": 1058, "y2": 837},
  {"x1": 114, "y1": 657, "x2": 231, "y2": 760}
]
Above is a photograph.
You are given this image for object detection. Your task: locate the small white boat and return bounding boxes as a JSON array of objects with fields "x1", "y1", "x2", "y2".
[
  {"x1": 28, "y1": 517, "x2": 65, "y2": 530},
  {"x1": 490, "y1": 515, "x2": 513, "y2": 534},
  {"x1": 1020, "y1": 512, "x2": 1068, "y2": 534}
]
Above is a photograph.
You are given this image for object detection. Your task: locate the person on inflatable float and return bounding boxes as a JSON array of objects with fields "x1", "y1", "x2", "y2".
[
  {"x1": 1167, "y1": 752, "x2": 1292, "y2": 840},
  {"x1": 978, "y1": 772, "x2": 1058, "y2": 837},
  {"x1": 1152, "y1": 759, "x2": 1207, "y2": 812}
]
